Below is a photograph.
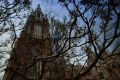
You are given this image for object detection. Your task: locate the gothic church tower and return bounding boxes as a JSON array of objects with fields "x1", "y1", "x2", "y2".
[{"x1": 3, "y1": 5, "x2": 52, "y2": 80}]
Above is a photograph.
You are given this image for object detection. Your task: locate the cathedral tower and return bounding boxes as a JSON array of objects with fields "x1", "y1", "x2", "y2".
[{"x1": 3, "y1": 5, "x2": 52, "y2": 80}]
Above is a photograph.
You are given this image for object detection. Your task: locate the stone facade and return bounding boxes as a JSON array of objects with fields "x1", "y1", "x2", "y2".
[{"x1": 84, "y1": 44, "x2": 120, "y2": 80}]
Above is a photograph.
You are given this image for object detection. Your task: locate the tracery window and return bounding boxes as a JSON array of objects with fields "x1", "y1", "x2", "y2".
[{"x1": 32, "y1": 24, "x2": 42, "y2": 39}]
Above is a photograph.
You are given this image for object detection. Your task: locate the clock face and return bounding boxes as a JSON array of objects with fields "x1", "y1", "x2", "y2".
[{"x1": 32, "y1": 24, "x2": 42, "y2": 39}]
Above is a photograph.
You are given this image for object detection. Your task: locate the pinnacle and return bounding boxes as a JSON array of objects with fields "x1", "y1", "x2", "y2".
[{"x1": 36, "y1": 4, "x2": 41, "y2": 12}]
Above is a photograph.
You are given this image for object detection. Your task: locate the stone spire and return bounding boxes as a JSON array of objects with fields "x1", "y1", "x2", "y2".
[
  {"x1": 95, "y1": 42, "x2": 109, "y2": 58},
  {"x1": 85, "y1": 45, "x2": 95, "y2": 66},
  {"x1": 36, "y1": 4, "x2": 41, "y2": 12}
]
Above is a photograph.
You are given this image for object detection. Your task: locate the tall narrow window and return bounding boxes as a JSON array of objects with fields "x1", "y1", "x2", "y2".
[{"x1": 32, "y1": 24, "x2": 42, "y2": 39}]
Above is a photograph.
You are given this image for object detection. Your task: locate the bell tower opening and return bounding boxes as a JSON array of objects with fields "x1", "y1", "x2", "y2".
[{"x1": 32, "y1": 24, "x2": 42, "y2": 39}]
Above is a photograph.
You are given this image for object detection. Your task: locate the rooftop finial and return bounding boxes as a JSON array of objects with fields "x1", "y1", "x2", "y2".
[{"x1": 36, "y1": 4, "x2": 41, "y2": 12}]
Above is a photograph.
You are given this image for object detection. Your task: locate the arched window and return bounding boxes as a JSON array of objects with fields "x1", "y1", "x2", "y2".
[{"x1": 32, "y1": 24, "x2": 42, "y2": 39}]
